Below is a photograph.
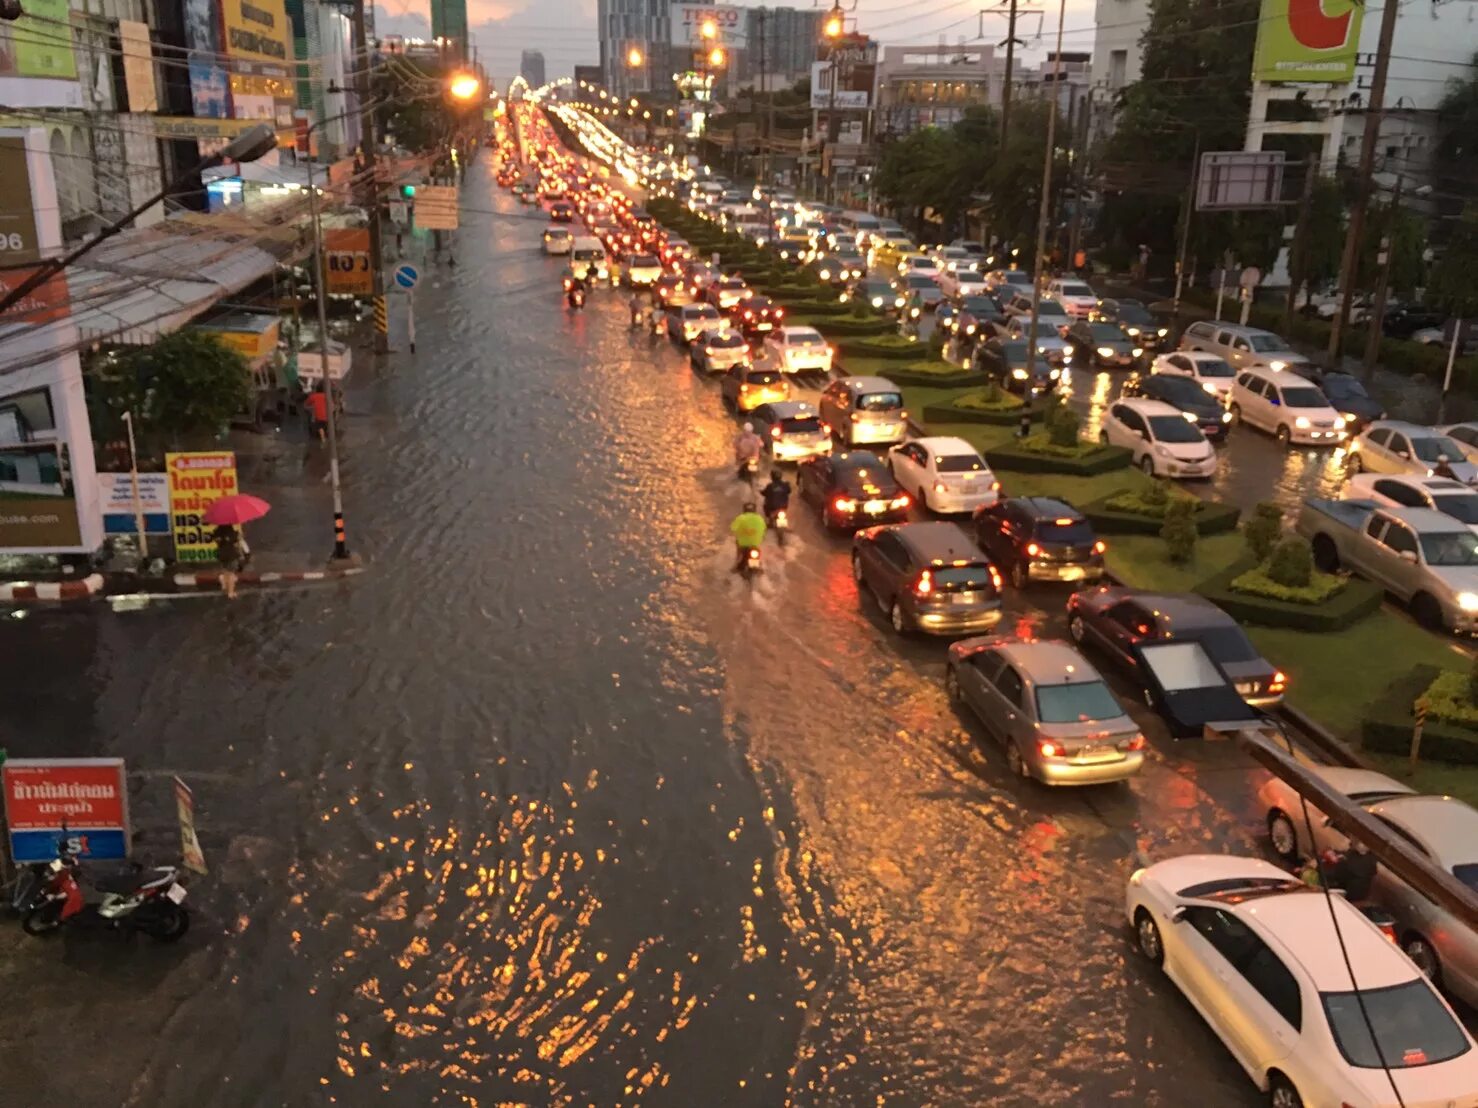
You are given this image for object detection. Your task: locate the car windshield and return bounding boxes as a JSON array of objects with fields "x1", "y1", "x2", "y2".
[
  {"x1": 631, "y1": 255, "x2": 658, "y2": 266},
  {"x1": 573, "y1": 249, "x2": 603, "y2": 260},
  {"x1": 1038, "y1": 299, "x2": 1068, "y2": 317},
  {"x1": 962, "y1": 297, "x2": 997, "y2": 314},
  {"x1": 936, "y1": 453, "x2": 986, "y2": 473},
  {"x1": 1148, "y1": 416, "x2": 1206, "y2": 443},
  {"x1": 780, "y1": 416, "x2": 822, "y2": 434},
  {"x1": 709, "y1": 333, "x2": 745, "y2": 348},
  {"x1": 719, "y1": 278, "x2": 746, "y2": 290},
  {"x1": 1000, "y1": 341, "x2": 1031, "y2": 363},
  {"x1": 1323, "y1": 980, "x2": 1471, "y2": 1069},
  {"x1": 1089, "y1": 324, "x2": 1125, "y2": 341},
  {"x1": 1419, "y1": 531, "x2": 1478, "y2": 566},
  {"x1": 1036, "y1": 680, "x2": 1123, "y2": 724},
  {"x1": 789, "y1": 330, "x2": 824, "y2": 345},
  {"x1": 1117, "y1": 305, "x2": 1155, "y2": 324},
  {"x1": 688, "y1": 306, "x2": 719, "y2": 319},
  {"x1": 1192, "y1": 626, "x2": 1261, "y2": 663},
  {"x1": 1248, "y1": 333, "x2": 1293, "y2": 353},
  {"x1": 1432, "y1": 495, "x2": 1478, "y2": 525},
  {"x1": 1059, "y1": 283, "x2": 1094, "y2": 297},
  {"x1": 907, "y1": 275, "x2": 936, "y2": 289},
  {"x1": 1002, "y1": 272, "x2": 1031, "y2": 285},
  {"x1": 1321, "y1": 375, "x2": 1369, "y2": 401},
  {"x1": 858, "y1": 392, "x2": 903, "y2": 412},
  {"x1": 1193, "y1": 358, "x2": 1235, "y2": 378},
  {"x1": 1281, "y1": 387, "x2": 1328, "y2": 409},
  {"x1": 1152, "y1": 376, "x2": 1204, "y2": 404},
  {"x1": 1032, "y1": 518, "x2": 1095, "y2": 544},
  {"x1": 1411, "y1": 435, "x2": 1465, "y2": 462}
]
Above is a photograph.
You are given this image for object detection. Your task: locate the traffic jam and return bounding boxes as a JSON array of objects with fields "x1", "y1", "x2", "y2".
[{"x1": 498, "y1": 100, "x2": 1478, "y2": 1108}]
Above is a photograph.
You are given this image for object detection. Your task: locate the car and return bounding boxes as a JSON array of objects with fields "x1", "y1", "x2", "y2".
[
  {"x1": 766, "y1": 326, "x2": 833, "y2": 375},
  {"x1": 1066, "y1": 587, "x2": 1286, "y2": 705},
  {"x1": 625, "y1": 253, "x2": 663, "y2": 287},
  {"x1": 1347, "y1": 420, "x2": 1478, "y2": 482},
  {"x1": 985, "y1": 269, "x2": 1033, "y2": 296},
  {"x1": 1301, "y1": 369, "x2": 1385, "y2": 431},
  {"x1": 819, "y1": 376, "x2": 908, "y2": 447},
  {"x1": 1045, "y1": 277, "x2": 1098, "y2": 318},
  {"x1": 721, "y1": 364, "x2": 790, "y2": 412},
  {"x1": 936, "y1": 267, "x2": 989, "y2": 299},
  {"x1": 1095, "y1": 298, "x2": 1169, "y2": 349},
  {"x1": 655, "y1": 274, "x2": 696, "y2": 308},
  {"x1": 901, "y1": 272, "x2": 944, "y2": 310},
  {"x1": 932, "y1": 245, "x2": 977, "y2": 274},
  {"x1": 870, "y1": 239, "x2": 916, "y2": 271},
  {"x1": 1099, "y1": 398, "x2": 1217, "y2": 479},
  {"x1": 949, "y1": 238, "x2": 987, "y2": 259},
  {"x1": 1179, "y1": 320, "x2": 1313, "y2": 374},
  {"x1": 972, "y1": 338, "x2": 1063, "y2": 396},
  {"x1": 1065, "y1": 320, "x2": 1144, "y2": 369},
  {"x1": 973, "y1": 497, "x2": 1106, "y2": 588},
  {"x1": 774, "y1": 229, "x2": 812, "y2": 261},
  {"x1": 547, "y1": 201, "x2": 575, "y2": 223},
  {"x1": 887, "y1": 436, "x2": 1000, "y2": 515},
  {"x1": 706, "y1": 275, "x2": 750, "y2": 310},
  {"x1": 1383, "y1": 304, "x2": 1448, "y2": 339},
  {"x1": 1150, "y1": 350, "x2": 1238, "y2": 399},
  {"x1": 1001, "y1": 315, "x2": 1073, "y2": 366},
  {"x1": 798, "y1": 450, "x2": 911, "y2": 530},
  {"x1": 731, "y1": 295, "x2": 783, "y2": 335},
  {"x1": 690, "y1": 331, "x2": 752, "y2": 374},
  {"x1": 660, "y1": 236, "x2": 692, "y2": 265},
  {"x1": 856, "y1": 277, "x2": 906, "y2": 314},
  {"x1": 852, "y1": 521, "x2": 1004, "y2": 635},
  {"x1": 1121, "y1": 372, "x2": 1233, "y2": 442},
  {"x1": 1342, "y1": 474, "x2": 1478, "y2": 530},
  {"x1": 947, "y1": 636, "x2": 1145, "y2": 784},
  {"x1": 570, "y1": 237, "x2": 611, "y2": 281},
  {"x1": 751, "y1": 401, "x2": 832, "y2": 462},
  {"x1": 542, "y1": 226, "x2": 574, "y2": 255},
  {"x1": 1257, "y1": 764, "x2": 1418, "y2": 866},
  {"x1": 1002, "y1": 294, "x2": 1071, "y2": 336},
  {"x1": 953, "y1": 294, "x2": 1007, "y2": 342},
  {"x1": 682, "y1": 261, "x2": 718, "y2": 290},
  {"x1": 1125, "y1": 854, "x2": 1478, "y2": 1108},
  {"x1": 1439, "y1": 422, "x2": 1478, "y2": 465},
  {"x1": 669, "y1": 302, "x2": 729, "y2": 345},
  {"x1": 826, "y1": 231, "x2": 861, "y2": 254},
  {"x1": 898, "y1": 253, "x2": 940, "y2": 279},
  {"x1": 1229, "y1": 369, "x2": 1348, "y2": 447}
]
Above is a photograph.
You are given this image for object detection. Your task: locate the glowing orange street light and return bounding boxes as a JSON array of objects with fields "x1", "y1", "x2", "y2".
[
  {"x1": 700, "y1": 18, "x2": 718, "y2": 39},
  {"x1": 627, "y1": 46, "x2": 644, "y2": 67},
  {"x1": 823, "y1": 9, "x2": 844, "y2": 37},
  {"x1": 448, "y1": 72, "x2": 481, "y2": 100},
  {"x1": 708, "y1": 46, "x2": 726, "y2": 66}
]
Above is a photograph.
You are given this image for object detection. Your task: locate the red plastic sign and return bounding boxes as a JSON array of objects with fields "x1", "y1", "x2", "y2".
[{"x1": 2, "y1": 758, "x2": 130, "y2": 861}]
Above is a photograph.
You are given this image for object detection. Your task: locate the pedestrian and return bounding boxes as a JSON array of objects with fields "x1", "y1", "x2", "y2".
[
  {"x1": 1073, "y1": 247, "x2": 1087, "y2": 276},
  {"x1": 306, "y1": 383, "x2": 329, "y2": 442},
  {"x1": 1137, "y1": 243, "x2": 1151, "y2": 282},
  {"x1": 213, "y1": 523, "x2": 243, "y2": 600}
]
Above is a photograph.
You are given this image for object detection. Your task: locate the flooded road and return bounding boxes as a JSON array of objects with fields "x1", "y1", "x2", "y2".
[{"x1": 0, "y1": 158, "x2": 1266, "y2": 1106}]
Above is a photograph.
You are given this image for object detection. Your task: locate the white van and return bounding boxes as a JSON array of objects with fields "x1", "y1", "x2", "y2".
[
  {"x1": 839, "y1": 210, "x2": 883, "y2": 246},
  {"x1": 1228, "y1": 368, "x2": 1347, "y2": 447},
  {"x1": 570, "y1": 237, "x2": 609, "y2": 281}
]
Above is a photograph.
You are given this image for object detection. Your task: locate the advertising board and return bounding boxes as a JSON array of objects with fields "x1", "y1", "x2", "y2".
[
  {"x1": 3, "y1": 758, "x2": 131, "y2": 863},
  {"x1": 810, "y1": 61, "x2": 872, "y2": 110},
  {"x1": 1252, "y1": 0, "x2": 1363, "y2": 84},
  {"x1": 99, "y1": 472, "x2": 171, "y2": 535},
  {"x1": 0, "y1": 0, "x2": 78, "y2": 80},
  {"x1": 166, "y1": 451, "x2": 239, "y2": 561},
  {"x1": 324, "y1": 228, "x2": 373, "y2": 295},
  {"x1": 670, "y1": 4, "x2": 742, "y2": 45}
]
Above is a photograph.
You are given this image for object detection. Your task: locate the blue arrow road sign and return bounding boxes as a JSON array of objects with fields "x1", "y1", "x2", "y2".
[{"x1": 393, "y1": 263, "x2": 420, "y2": 291}]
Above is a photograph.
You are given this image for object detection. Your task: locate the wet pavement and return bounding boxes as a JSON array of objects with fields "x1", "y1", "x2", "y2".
[{"x1": 0, "y1": 157, "x2": 1279, "y2": 1105}]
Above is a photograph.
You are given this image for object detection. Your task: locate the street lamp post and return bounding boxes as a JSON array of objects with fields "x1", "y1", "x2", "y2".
[{"x1": 822, "y1": 7, "x2": 844, "y2": 206}]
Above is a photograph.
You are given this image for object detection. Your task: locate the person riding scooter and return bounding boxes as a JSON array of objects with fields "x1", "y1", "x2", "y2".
[
  {"x1": 567, "y1": 273, "x2": 587, "y2": 310},
  {"x1": 760, "y1": 470, "x2": 791, "y2": 525},
  {"x1": 734, "y1": 423, "x2": 763, "y2": 481},
  {"x1": 730, "y1": 500, "x2": 767, "y2": 572}
]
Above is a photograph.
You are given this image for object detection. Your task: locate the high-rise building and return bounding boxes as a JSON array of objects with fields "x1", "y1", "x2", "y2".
[
  {"x1": 430, "y1": 0, "x2": 469, "y2": 59},
  {"x1": 741, "y1": 7, "x2": 820, "y2": 88},
  {"x1": 520, "y1": 50, "x2": 547, "y2": 88}
]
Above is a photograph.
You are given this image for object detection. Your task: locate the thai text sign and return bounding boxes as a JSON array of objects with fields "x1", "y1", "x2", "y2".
[
  {"x1": 324, "y1": 228, "x2": 373, "y2": 295},
  {"x1": 166, "y1": 451, "x2": 238, "y2": 561},
  {"x1": 3, "y1": 758, "x2": 131, "y2": 862},
  {"x1": 413, "y1": 185, "x2": 459, "y2": 230},
  {"x1": 174, "y1": 777, "x2": 207, "y2": 875},
  {"x1": 99, "y1": 472, "x2": 171, "y2": 535},
  {"x1": 1252, "y1": 0, "x2": 1363, "y2": 84}
]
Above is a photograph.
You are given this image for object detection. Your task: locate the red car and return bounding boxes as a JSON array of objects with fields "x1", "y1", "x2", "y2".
[{"x1": 731, "y1": 295, "x2": 784, "y2": 335}]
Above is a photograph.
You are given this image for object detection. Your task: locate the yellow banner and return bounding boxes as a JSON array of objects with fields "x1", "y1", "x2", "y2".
[
  {"x1": 221, "y1": 0, "x2": 292, "y2": 66},
  {"x1": 166, "y1": 451, "x2": 239, "y2": 562}
]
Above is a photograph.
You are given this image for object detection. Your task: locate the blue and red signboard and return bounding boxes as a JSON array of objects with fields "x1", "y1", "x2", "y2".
[{"x1": 2, "y1": 758, "x2": 131, "y2": 862}]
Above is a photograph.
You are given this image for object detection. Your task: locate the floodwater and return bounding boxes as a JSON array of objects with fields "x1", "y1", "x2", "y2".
[{"x1": 0, "y1": 157, "x2": 1270, "y2": 1106}]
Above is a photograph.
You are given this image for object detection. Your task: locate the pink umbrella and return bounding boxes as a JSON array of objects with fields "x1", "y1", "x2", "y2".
[{"x1": 203, "y1": 494, "x2": 271, "y2": 526}]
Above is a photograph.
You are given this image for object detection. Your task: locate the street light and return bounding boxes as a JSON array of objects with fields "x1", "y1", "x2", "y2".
[
  {"x1": 823, "y1": 10, "x2": 844, "y2": 38},
  {"x1": 708, "y1": 46, "x2": 726, "y2": 67},
  {"x1": 448, "y1": 72, "x2": 481, "y2": 100},
  {"x1": 627, "y1": 46, "x2": 644, "y2": 67},
  {"x1": 700, "y1": 18, "x2": 718, "y2": 39}
]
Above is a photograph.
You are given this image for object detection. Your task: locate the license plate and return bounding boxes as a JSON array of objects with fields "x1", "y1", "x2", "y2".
[
  {"x1": 864, "y1": 500, "x2": 886, "y2": 513},
  {"x1": 1059, "y1": 566, "x2": 1085, "y2": 581},
  {"x1": 165, "y1": 883, "x2": 186, "y2": 904},
  {"x1": 1235, "y1": 682, "x2": 1254, "y2": 695},
  {"x1": 951, "y1": 592, "x2": 977, "y2": 606}
]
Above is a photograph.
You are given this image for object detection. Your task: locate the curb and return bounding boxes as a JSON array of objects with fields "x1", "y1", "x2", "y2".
[
  {"x1": 0, "y1": 574, "x2": 105, "y2": 602},
  {"x1": 172, "y1": 566, "x2": 367, "y2": 589}
]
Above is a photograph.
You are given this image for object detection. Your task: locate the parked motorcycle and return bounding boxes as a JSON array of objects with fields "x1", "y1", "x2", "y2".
[{"x1": 19, "y1": 840, "x2": 191, "y2": 942}]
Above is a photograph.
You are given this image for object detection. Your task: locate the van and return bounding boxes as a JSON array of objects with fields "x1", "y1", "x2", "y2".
[
  {"x1": 839, "y1": 209, "x2": 883, "y2": 245},
  {"x1": 1179, "y1": 320, "x2": 1311, "y2": 374},
  {"x1": 1228, "y1": 368, "x2": 1347, "y2": 447},
  {"x1": 820, "y1": 375, "x2": 908, "y2": 447},
  {"x1": 570, "y1": 237, "x2": 609, "y2": 281}
]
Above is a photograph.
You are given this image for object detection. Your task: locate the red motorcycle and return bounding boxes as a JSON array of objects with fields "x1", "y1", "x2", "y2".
[{"x1": 19, "y1": 839, "x2": 190, "y2": 942}]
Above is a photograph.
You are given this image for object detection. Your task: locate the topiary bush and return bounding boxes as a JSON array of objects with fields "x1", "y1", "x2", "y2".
[
  {"x1": 1243, "y1": 500, "x2": 1283, "y2": 563},
  {"x1": 1048, "y1": 405, "x2": 1081, "y2": 448},
  {"x1": 1266, "y1": 536, "x2": 1314, "y2": 588},
  {"x1": 1160, "y1": 497, "x2": 1199, "y2": 565}
]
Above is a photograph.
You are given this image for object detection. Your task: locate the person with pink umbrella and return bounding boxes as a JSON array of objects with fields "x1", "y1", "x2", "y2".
[{"x1": 203, "y1": 494, "x2": 271, "y2": 600}]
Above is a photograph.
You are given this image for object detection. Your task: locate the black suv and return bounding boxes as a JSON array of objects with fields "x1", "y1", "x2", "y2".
[
  {"x1": 799, "y1": 451, "x2": 910, "y2": 530},
  {"x1": 851, "y1": 521, "x2": 1003, "y2": 635},
  {"x1": 972, "y1": 497, "x2": 1106, "y2": 588}
]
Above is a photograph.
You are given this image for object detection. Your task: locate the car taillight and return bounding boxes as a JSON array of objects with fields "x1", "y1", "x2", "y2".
[
  {"x1": 775, "y1": 308, "x2": 784, "y2": 317},
  {"x1": 1038, "y1": 739, "x2": 1064, "y2": 758},
  {"x1": 891, "y1": 494, "x2": 910, "y2": 509},
  {"x1": 1119, "y1": 734, "x2": 1147, "y2": 752},
  {"x1": 770, "y1": 426, "x2": 782, "y2": 438},
  {"x1": 1093, "y1": 540, "x2": 1107, "y2": 555},
  {"x1": 820, "y1": 421, "x2": 832, "y2": 435},
  {"x1": 989, "y1": 566, "x2": 1003, "y2": 591},
  {"x1": 990, "y1": 480, "x2": 1001, "y2": 491},
  {"x1": 914, "y1": 569, "x2": 933, "y2": 596},
  {"x1": 1270, "y1": 670, "x2": 1287, "y2": 694},
  {"x1": 834, "y1": 497, "x2": 857, "y2": 512},
  {"x1": 850, "y1": 413, "x2": 861, "y2": 422},
  {"x1": 1025, "y1": 542, "x2": 1041, "y2": 557}
]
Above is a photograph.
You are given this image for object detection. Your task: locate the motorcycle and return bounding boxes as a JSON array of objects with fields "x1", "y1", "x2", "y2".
[
  {"x1": 739, "y1": 544, "x2": 763, "y2": 584},
  {"x1": 568, "y1": 286, "x2": 586, "y2": 310},
  {"x1": 19, "y1": 839, "x2": 191, "y2": 942},
  {"x1": 737, "y1": 454, "x2": 759, "y2": 483},
  {"x1": 1299, "y1": 850, "x2": 1398, "y2": 943},
  {"x1": 767, "y1": 506, "x2": 790, "y2": 548}
]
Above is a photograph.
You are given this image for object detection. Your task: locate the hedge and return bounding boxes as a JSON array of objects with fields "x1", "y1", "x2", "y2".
[
  {"x1": 777, "y1": 298, "x2": 850, "y2": 318},
  {"x1": 883, "y1": 367, "x2": 991, "y2": 388},
  {"x1": 839, "y1": 336, "x2": 929, "y2": 361},
  {"x1": 807, "y1": 316, "x2": 894, "y2": 337},
  {"x1": 1080, "y1": 495, "x2": 1241, "y2": 536},
  {"x1": 923, "y1": 400, "x2": 1042, "y2": 427},
  {"x1": 984, "y1": 442, "x2": 1133, "y2": 475},
  {"x1": 1362, "y1": 665, "x2": 1478, "y2": 765},
  {"x1": 1192, "y1": 558, "x2": 1383, "y2": 630}
]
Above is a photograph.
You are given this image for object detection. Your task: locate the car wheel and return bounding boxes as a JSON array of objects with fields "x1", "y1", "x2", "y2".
[
  {"x1": 1402, "y1": 933, "x2": 1442, "y2": 984},
  {"x1": 1010, "y1": 561, "x2": 1027, "y2": 590},
  {"x1": 1227, "y1": 402, "x2": 1241, "y2": 425},
  {"x1": 1068, "y1": 614, "x2": 1086, "y2": 642},
  {"x1": 1312, "y1": 534, "x2": 1340, "y2": 573},
  {"x1": 945, "y1": 665, "x2": 962, "y2": 702},
  {"x1": 1133, "y1": 909, "x2": 1164, "y2": 967},
  {"x1": 1268, "y1": 1074, "x2": 1304, "y2": 1108},
  {"x1": 1346, "y1": 451, "x2": 1363, "y2": 474},
  {"x1": 1411, "y1": 592, "x2": 1445, "y2": 631},
  {"x1": 851, "y1": 552, "x2": 865, "y2": 584},
  {"x1": 1266, "y1": 809, "x2": 1299, "y2": 864},
  {"x1": 890, "y1": 600, "x2": 908, "y2": 634},
  {"x1": 1140, "y1": 455, "x2": 1157, "y2": 476},
  {"x1": 1276, "y1": 424, "x2": 1292, "y2": 448},
  {"x1": 1005, "y1": 740, "x2": 1029, "y2": 779}
]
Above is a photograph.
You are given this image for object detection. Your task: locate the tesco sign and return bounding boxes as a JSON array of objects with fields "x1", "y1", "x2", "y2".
[
  {"x1": 670, "y1": 4, "x2": 741, "y2": 45},
  {"x1": 3, "y1": 758, "x2": 131, "y2": 862}
]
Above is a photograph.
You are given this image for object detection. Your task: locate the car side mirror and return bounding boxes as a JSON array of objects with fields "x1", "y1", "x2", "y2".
[
  {"x1": 1398, "y1": 550, "x2": 1418, "y2": 563},
  {"x1": 1398, "y1": 451, "x2": 1410, "y2": 460},
  {"x1": 1170, "y1": 906, "x2": 1189, "y2": 924}
]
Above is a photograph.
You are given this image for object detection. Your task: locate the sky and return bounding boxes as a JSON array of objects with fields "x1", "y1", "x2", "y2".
[{"x1": 370, "y1": 0, "x2": 1104, "y2": 86}]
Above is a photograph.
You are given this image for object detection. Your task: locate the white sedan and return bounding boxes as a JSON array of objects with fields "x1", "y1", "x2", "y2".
[
  {"x1": 542, "y1": 226, "x2": 574, "y2": 255},
  {"x1": 936, "y1": 269, "x2": 989, "y2": 299},
  {"x1": 669, "y1": 303, "x2": 729, "y2": 345},
  {"x1": 1256, "y1": 763, "x2": 1416, "y2": 865},
  {"x1": 1151, "y1": 350, "x2": 1238, "y2": 399},
  {"x1": 1128, "y1": 854, "x2": 1478, "y2": 1108},
  {"x1": 887, "y1": 436, "x2": 1000, "y2": 514},
  {"x1": 1100, "y1": 398, "x2": 1217, "y2": 479},
  {"x1": 765, "y1": 326, "x2": 833, "y2": 375}
]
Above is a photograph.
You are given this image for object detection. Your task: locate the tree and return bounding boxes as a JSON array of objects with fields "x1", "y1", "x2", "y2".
[
  {"x1": 1302, "y1": 177, "x2": 1346, "y2": 291},
  {"x1": 1435, "y1": 52, "x2": 1478, "y2": 183},
  {"x1": 1160, "y1": 498, "x2": 1198, "y2": 564},
  {"x1": 1428, "y1": 205, "x2": 1478, "y2": 321}
]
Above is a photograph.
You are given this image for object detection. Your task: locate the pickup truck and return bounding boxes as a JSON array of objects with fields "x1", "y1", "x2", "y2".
[{"x1": 1296, "y1": 497, "x2": 1478, "y2": 632}]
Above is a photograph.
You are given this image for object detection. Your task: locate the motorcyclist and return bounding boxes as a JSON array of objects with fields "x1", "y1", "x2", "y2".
[
  {"x1": 734, "y1": 422, "x2": 763, "y2": 480},
  {"x1": 1324, "y1": 841, "x2": 1378, "y2": 902},
  {"x1": 629, "y1": 291, "x2": 646, "y2": 327},
  {"x1": 568, "y1": 270, "x2": 587, "y2": 308},
  {"x1": 760, "y1": 470, "x2": 791, "y2": 523},
  {"x1": 730, "y1": 500, "x2": 767, "y2": 571}
]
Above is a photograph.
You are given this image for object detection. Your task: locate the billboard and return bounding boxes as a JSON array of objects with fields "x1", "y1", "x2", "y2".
[
  {"x1": 1252, "y1": 0, "x2": 1363, "y2": 84},
  {"x1": 118, "y1": 20, "x2": 159, "y2": 113},
  {"x1": 166, "y1": 451, "x2": 239, "y2": 561},
  {"x1": 810, "y1": 61, "x2": 873, "y2": 110},
  {"x1": 99, "y1": 472, "x2": 171, "y2": 535},
  {"x1": 3, "y1": 758, "x2": 131, "y2": 863},
  {"x1": 222, "y1": 0, "x2": 295, "y2": 126},
  {"x1": 324, "y1": 228, "x2": 373, "y2": 294},
  {"x1": 184, "y1": 0, "x2": 231, "y2": 118},
  {"x1": 670, "y1": 4, "x2": 742, "y2": 45},
  {"x1": 0, "y1": 0, "x2": 78, "y2": 80}
]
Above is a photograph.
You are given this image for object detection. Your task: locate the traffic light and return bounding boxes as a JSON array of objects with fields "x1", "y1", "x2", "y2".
[{"x1": 401, "y1": 184, "x2": 416, "y2": 197}]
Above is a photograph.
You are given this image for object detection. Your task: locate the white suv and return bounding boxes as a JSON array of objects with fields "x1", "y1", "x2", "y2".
[
  {"x1": 1228, "y1": 368, "x2": 1346, "y2": 447},
  {"x1": 1046, "y1": 278, "x2": 1098, "y2": 319}
]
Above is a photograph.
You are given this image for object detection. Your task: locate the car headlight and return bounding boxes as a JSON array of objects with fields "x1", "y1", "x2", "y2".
[
  {"x1": 1158, "y1": 328, "x2": 1168, "y2": 337},
  {"x1": 1049, "y1": 368, "x2": 1061, "y2": 379},
  {"x1": 1126, "y1": 327, "x2": 1140, "y2": 336},
  {"x1": 1097, "y1": 346, "x2": 1114, "y2": 357},
  {"x1": 966, "y1": 324, "x2": 977, "y2": 335},
  {"x1": 1202, "y1": 382, "x2": 1218, "y2": 394},
  {"x1": 819, "y1": 269, "x2": 830, "y2": 280},
  {"x1": 1222, "y1": 411, "x2": 1233, "y2": 423},
  {"x1": 1294, "y1": 416, "x2": 1311, "y2": 429},
  {"x1": 1342, "y1": 412, "x2": 1359, "y2": 424},
  {"x1": 1132, "y1": 348, "x2": 1144, "y2": 357},
  {"x1": 871, "y1": 296, "x2": 883, "y2": 307},
  {"x1": 1333, "y1": 416, "x2": 1347, "y2": 430},
  {"x1": 1155, "y1": 444, "x2": 1172, "y2": 456},
  {"x1": 1182, "y1": 412, "x2": 1197, "y2": 422},
  {"x1": 1460, "y1": 592, "x2": 1478, "y2": 613},
  {"x1": 1012, "y1": 368, "x2": 1029, "y2": 380},
  {"x1": 1270, "y1": 360, "x2": 1288, "y2": 371}
]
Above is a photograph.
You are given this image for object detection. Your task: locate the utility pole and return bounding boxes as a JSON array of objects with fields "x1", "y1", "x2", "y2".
[
  {"x1": 350, "y1": 0, "x2": 389, "y2": 354},
  {"x1": 759, "y1": 8, "x2": 773, "y2": 186},
  {"x1": 1363, "y1": 174, "x2": 1403, "y2": 370},
  {"x1": 1066, "y1": 91, "x2": 1092, "y2": 266},
  {"x1": 1327, "y1": 0, "x2": 1402, "y2": 366},
  {"x1": 1023, "y1": 0, "x2": 1065, "y2": 383},
  {"x1": 1170, "y1": 133, "x2": 1200, "y2": 332},
  {"x1": 1000, "y1": 0, "x2": 1018, "y2": 147},
  {"x1": 1283, "y1": 154, "x2": 1317, "y2": 332}
]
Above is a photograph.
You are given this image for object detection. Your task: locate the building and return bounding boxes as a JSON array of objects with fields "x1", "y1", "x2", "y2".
[
  {"x1": 1015, "y1": 51, "x2": 1093, "y2": 124},
  {"x1": 1089, "y1": 0, "x2": 1148, "y2": 97},
  {"x1": 520, "y1": 50, "x2": 547, "y2": 88},
  {"x1": 740, "y1": 7, "x2": 822, "y2": 88},
  {"x1": 286, "y1": 0, "x2": 357, "y2": 159},
  {"x1": 875, "y1": 44, "x2": 995, "y2": 137},
  {"x1": 430, "y1": 0, "x2": 469, "y2": 59}
]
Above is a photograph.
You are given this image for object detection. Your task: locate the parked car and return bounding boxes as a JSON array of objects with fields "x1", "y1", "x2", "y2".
[
  {"x1": 1299, "y1": 368, "x2": 1385, "y2": 431},
  {"x1": 851, "y1": 521, "x2": 1003, "y2": 635},
  {"x1": 1126, "y1": 854, "x2": 1478, "y2": 1108},
  {"x1": 1099, "y1": 398, "x2": 1218, "y2": 478},
  {"x1": 721, "y1": 364, "x2": 789, "y2": 413},
  {"x1": 1346, "y1": 420, "x2": 1478, "y2": 482},
  {"x1": 946, "y1": 636, "x2": 1146, "y2": 784},
  {"x1": 887, "y1": 436, "x2": 1000, "y2": 515},
  {"x1": 765, "y1": 326, "x2": 833, "y2": 375},
  {"x1": 1150, "y1": 350, "x2": 1238, "y2": 399},
  {"x1": 1065, "y1": 320, "x2": 1143, "y2": 369},
  {"x1": 1179, "y1": 320, "x2": 1313, "y2": 374},
  {"x1": 1258, "y1": 764, "x2": 1417, "y2": 865},
  {"x1": 1229, "y1": 369, "x2": 1348, "y2": 447},
  {"x1": 1045, "y1": 277, "x2": 1099, "y2": 319},
  {"x1": 1067, "y1": 587, "x2": 1285, "y2": 705},
  {"x1": 1342, "y1": 473, "x2": 1478, "y2": 530},
  {"x1": 751, "y1": 401, "x2": 832, "y2": 463},
  {"x1": 1438, "y1": 421, "x2": 1478, "y2": 464},
  {"x1": 1296, "y1": 497, "x2": 1478, "y2": 631},
  {"x1": 798, "y1": 450, "x2": 911, "y2": 530},
  {"x1": 973, "y1": 338, "x2": 1062, "y2": 396},
  {"x1": 1094, "y1": 298, "x2": 1169, "y2": 349},
  {"x1": 973, "y1": 497, "x2": 1106, "y2": 588},
  {"x1": 1121, "y1": 372, "x2": 1232, "y2": 443},
  {"x1": 690, "y1": 331, "x2": 752, "y2": 374},
  {"x1": 819, "y1": 376, "x2": 908, "y2": 447},
  {"x1": 669, "y1": 302, "x2": 729, "y2": 345}
]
